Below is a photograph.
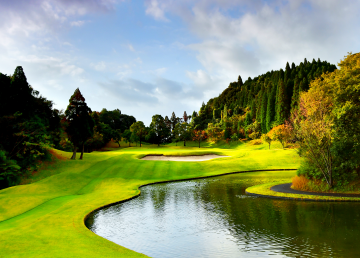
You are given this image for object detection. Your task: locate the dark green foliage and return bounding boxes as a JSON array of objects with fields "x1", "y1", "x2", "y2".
[
  {"x1": 0, "y1": 150, "x2": 21, "y2": 189},
  {"x1": 275, "y1": 80, "x2": 287, "y2": 125},
  {"x1": 122, "y1": 129, "x2": 132, "y2": 147},
  {"x1": 0, "y1": 67, "x2": 61, "y2": 189},
  {"x1": 266, "y1": 83, "x2": 276, "y2": 132},
  {"x1": 260, "y1": 91, "x2": 267, "y2": 134},
  {"x1": 149, "y1": 114, "x2": 171, "y2": 146},
  {"x1": 65, "y1": 88, "x2": 94, "y2": 159}
]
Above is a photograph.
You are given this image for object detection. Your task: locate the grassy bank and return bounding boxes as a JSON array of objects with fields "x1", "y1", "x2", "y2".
[
  {"x1": 246, "y1": 182, "x2": 360, "y2": 201},
  {"x1": 0, "y1": 142, "x2": 300, "y2": 257}
]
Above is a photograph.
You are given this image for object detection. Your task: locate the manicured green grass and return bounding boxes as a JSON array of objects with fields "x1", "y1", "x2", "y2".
[
  {"x1": 0, "y1": 142, "x2": 300, "y2": 257},
  {"x1": 246, "y1": 181, "x2": 360, "y2": 201}
]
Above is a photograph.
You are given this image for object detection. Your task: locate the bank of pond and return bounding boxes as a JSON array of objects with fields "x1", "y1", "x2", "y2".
[{"x1": 86, "y1": 172, "x2": 360, "y2": 258}]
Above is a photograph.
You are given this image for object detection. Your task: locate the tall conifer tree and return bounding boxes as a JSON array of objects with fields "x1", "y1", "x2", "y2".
[
  {"x1": 261, "y1": 90, "x2": 268, "y2": 133},
  {"x1": 275, "y1": 79, "x2": 287, "y2": 125},
  {"x1": 266, "y1": 82, "x2": 276, "y2": 132},
  {"x1": 65, "y1": 88, "x2": 94, "y2": 160}
]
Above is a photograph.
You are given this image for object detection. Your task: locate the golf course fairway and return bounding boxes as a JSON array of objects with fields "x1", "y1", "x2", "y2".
[{"x1": 0, "y1": 142, "x2": 300, "y2": 257}]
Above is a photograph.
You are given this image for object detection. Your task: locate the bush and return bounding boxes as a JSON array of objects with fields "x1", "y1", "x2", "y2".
[{"x1": 0, "y1": 150, "x2": 21, "y2": 189}]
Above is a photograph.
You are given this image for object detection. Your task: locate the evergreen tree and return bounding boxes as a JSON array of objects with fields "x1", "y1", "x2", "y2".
[
  {"x1": 170, "y1": 112, "x2": 177, "y2": 131},
  {"x1": 245, "y1": 112, "x2": 252, "y2": 126},
  {"x1": 9, "y1": 66, "x2": 36, "y2": 117},
  {"x1": 250, "y1": 100, "x2": 256, "y2": 120},
  {"x1": 223, "y1": 104, "x2": 228, "y2": 121},
  {"x1": 183, "y1": 111, "x2": 188, "y2": 123},
  {"x1": 275, "y1": 80, "x2": 287, "y2": 125},
  {"x1": 261, "y1": 90, "x2": 268, "y2": 134},
  {"x1": 290, "y1": 78, "x2": 300, "y2": 113},
  {"x1": 266, "y1": 83, "x2": 276, "y2": 132},
  {"x1": 65, "y1": 88, "x2": 94, "y2": 160},
  {"x1": 238, "y1": 75, "x2": 243, "y2": 87},
  {"x1": 284, "y1": 62, "x2": 291, "y2": 82}
]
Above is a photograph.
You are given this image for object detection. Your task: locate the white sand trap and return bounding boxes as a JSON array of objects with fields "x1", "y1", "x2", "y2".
[{"x1": 141, "y1": 154, "x2": 229, "y2": 162}]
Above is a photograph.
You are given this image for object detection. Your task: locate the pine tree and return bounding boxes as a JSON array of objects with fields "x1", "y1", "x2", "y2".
[
  {"x1": 250, "y1": 99, "x2": 256, "y2": 120},
  {"x1": 275, "y1": 79, "x2": 287, "y2": 125},
  {"x1": 183, "y1": 111, "x2": 188, "y2": 123},
  {"x1": 238, "y1": 75, "x2": 243, "y2": 87},
  {"x1": 10, "y1": 66, "x2": 35, "y2": 117},
  {"x1": 223, "y1": 104, "x2": 228, "y2": 121},
  {"x1": 290, "y1": 78, "x2": 300, "y2": 113},
  {"x1": 65, "y1": 88, "x2": 94, "y2": 160},
  {"x1": 261, "y1": 90, "x2": 268, "y2": 134},
  {"x1": 266, "y1": 83, "x2": 276, "y2": 132},
  {"x1": 170, "y1": 112, "x2": 177, "y2": 131},
  {"x1": 285, "y1": 62, "x2": 291, "y2": 82}
]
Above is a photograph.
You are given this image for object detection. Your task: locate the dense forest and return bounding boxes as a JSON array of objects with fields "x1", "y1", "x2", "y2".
[
  {"x1": 1, "y1": 53, "x2": 359, "y2": 190},
  {"x1": 188, "y1": 58, "x2": 337, "y2": 140}
]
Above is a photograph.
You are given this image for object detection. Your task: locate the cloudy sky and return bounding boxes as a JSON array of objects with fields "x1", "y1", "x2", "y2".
[{"x1": 1, "y1": 0, "x2": 360, "y2": 125}]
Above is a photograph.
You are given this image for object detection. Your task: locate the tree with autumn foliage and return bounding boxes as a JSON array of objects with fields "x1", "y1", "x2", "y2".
[
  {"x1": 206, "y1": 123, "x2": 223, "y2": 143},
  {"x1": 293, "y1": 52, "x2": 360, "y2": 188},
  {"x1": 65, "y1": 88, "x2": 94, "y2": 160},
  {"x1": 193, "y1": 129, "x2": 207, "y2": 148},
  {"x1": 269, "y1": 123, "x2": 292, "y2": 149}
]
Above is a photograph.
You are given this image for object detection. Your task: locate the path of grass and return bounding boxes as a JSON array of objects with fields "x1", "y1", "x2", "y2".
[{"x1": 0, "y1": 142, "x2": 300, "y2": 257}]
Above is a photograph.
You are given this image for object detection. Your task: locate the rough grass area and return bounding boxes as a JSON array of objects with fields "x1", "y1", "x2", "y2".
[
  {"x1": 246, "y1": 182, "x2": 360, "y2": 201},
  {"x1": 291, "y1": 175, "x2": 360, "y2": 194},
  {"x1": 0, "y1": 141, "x2": 300, "y2": 257}
]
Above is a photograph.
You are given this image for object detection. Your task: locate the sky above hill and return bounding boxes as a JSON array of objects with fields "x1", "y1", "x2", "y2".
[{"x1": 1, "y1": 0, "x2": 360, "y2": 125}]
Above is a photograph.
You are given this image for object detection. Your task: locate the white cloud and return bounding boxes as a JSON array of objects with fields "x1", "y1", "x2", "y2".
[
  {"x1": 152, "y1": 0, "x2": 360, "y2": 80},
  {"x1": 145, "y1": 0, "x2": 169, "y2": 21}
]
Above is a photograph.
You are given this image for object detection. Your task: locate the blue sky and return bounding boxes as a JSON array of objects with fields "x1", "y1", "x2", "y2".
[{"x1": 1, "y1": 0, "x2": 360, "y2": 125}]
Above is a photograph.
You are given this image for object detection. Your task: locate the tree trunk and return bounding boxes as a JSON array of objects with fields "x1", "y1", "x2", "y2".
[
  {"x1": 118, "y1": 142, "x2": 121, "y2": 147},
  {"x1": 71, "y1": 146, "x2": 77, "y2": 160},
  {"x1": 184, "y1": 140, "x2": 186, "y2": 146},
  {"x1": 80, "y1": 143, "x2": 84, "y2": 160},
  {"x1": 140, "y1": 139, "x2": 142, "y2": 147},
  {"x1": 269, "y1": 143, "x2": 270, "y2": 149}
]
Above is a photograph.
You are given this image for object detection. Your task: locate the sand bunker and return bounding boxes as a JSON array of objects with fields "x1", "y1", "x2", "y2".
[{"x1": 141, "y1": 154, "x2": 229, "y2": 162}]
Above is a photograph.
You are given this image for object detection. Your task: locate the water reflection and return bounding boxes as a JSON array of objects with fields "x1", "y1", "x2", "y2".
[{"x1": 86, "y1": 174, "x2": 360, "y2": 258}]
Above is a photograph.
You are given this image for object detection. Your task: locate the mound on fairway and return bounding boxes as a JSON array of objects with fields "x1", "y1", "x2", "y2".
[{"x1": 140, "y1": 154, "x2": 229, "y2": 161}]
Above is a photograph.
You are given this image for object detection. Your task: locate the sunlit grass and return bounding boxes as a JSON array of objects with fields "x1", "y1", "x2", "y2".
[
  {"x1": 246, "y1": 182, "x2": 360, "y2": 201},
  {"x1": 0, "y1": 141, "x2": 300, "y2": 257}
]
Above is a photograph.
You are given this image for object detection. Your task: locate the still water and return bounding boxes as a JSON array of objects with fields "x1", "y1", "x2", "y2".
[{"x1": 86, "y1": 173, "x2": 360, "y2": 258}]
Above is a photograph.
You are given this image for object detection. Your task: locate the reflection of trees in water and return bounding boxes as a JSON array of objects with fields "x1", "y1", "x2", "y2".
[
  {"x1": 145, "y1": 175, "x2": 360, "y2": 258},
  {"x1": 88, "y1": 174, "x2": 360, "y2": 258}
]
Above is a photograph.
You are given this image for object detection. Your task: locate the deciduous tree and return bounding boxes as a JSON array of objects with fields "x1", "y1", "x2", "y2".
[
  {"x1": 150, "y1": 114, "x2": 170, "y2": 146},
  {"x1": 130, "y1": 121, "x2": 146, "y2": 147}
]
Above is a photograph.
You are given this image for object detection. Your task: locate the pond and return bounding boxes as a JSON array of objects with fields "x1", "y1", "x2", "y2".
[{"x1": 85, "y1": 172, "x2": 360, "y2": 258}]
